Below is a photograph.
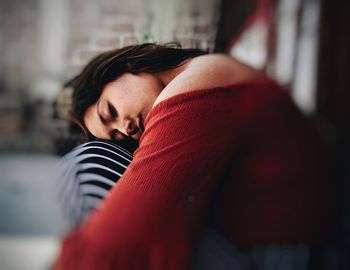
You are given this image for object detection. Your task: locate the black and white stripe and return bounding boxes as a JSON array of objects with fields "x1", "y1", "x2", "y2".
[{"x1": 57, "y1": 140, "x2": 133, "y2": 226}]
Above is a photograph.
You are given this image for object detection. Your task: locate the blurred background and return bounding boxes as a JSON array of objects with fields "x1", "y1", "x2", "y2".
[{"x1": 0, "y1": 0, "x2": 349, "y2": 269}]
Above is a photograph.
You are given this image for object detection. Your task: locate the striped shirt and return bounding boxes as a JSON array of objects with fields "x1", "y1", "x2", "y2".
[{"x1": 57, "y1": 140, "x2": 133, "y2": 226}]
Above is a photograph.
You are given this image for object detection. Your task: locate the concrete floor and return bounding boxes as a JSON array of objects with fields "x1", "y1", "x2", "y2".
[{"x1": 0, "y1": 152, "x2": 69, "y2": 270}]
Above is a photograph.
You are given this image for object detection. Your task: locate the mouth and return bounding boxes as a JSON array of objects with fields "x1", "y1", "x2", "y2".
[{"x1": 137, "y1": 114, "x2": 145, "y2": 133}]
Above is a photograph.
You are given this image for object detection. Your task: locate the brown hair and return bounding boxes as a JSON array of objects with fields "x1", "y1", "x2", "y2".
[{"x1": 70, "y1": 43, "x2": 206, "y2": 140}]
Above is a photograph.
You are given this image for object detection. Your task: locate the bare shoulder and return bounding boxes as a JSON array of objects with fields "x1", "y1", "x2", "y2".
[{"x1": 153, "y1": 54, "x2": 261, "y2": 108}]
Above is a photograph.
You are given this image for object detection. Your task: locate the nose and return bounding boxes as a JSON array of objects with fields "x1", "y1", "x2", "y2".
[{"x1": 123, "y1": 118, "x2": 138, "y2": 136}]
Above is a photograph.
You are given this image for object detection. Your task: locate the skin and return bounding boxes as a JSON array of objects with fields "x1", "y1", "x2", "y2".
[
  {"x1": 84, "y1": 72, "x2": 165, "y2": 141},
  {"x1": 84, "y1": 54, "x2": 265, "y2": 141}
]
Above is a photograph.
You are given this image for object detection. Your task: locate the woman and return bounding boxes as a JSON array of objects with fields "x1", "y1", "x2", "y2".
[{"x1": 55, "y1": 43, "x2": 332, "y2": 269}]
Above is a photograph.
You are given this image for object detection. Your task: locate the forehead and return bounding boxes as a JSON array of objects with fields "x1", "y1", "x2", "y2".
[{"x1": 84, "y1": 103, "x2": 108, "y2": 140}]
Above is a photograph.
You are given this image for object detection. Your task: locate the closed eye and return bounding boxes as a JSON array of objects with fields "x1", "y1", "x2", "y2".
[{"x1": 108, "y1": 102, "x2": 118, "y2": 119}]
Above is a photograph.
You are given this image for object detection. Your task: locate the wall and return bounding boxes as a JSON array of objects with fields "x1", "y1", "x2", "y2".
[
  {"x1": 0, "y1": 0, "x2": 220, "y2": 154},
  {"x1": 65, "y1": 0, "x2": 219, "y2": 78}
]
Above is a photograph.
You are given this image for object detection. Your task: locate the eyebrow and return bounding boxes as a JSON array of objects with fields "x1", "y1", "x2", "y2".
[{"x1": 97, "y1": 101, "x2": 120, "y2": 141}]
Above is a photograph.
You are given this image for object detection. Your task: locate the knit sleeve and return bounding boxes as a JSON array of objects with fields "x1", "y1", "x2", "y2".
[{"x1": 54, "y1": 86, "x2": 250, "y2": 270}]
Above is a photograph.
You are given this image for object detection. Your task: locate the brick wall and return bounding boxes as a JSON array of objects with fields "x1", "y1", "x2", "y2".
[{"x1": 65, "y1": 0, "x2": 219, "y2": 78}]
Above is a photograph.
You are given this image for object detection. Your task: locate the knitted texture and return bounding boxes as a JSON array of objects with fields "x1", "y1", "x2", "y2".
[{"x1": 55, "y1": 79, "x2": 332, "y2": 270}]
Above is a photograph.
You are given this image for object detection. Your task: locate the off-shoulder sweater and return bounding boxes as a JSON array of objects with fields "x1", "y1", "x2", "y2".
[{"x1": 55, "y1": 79, "x2": 332, "y2": 270}]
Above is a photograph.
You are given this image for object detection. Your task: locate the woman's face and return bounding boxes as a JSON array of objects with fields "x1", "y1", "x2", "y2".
[{"x1": 84, "y1": 73, "x2": 163, "y2": 141}]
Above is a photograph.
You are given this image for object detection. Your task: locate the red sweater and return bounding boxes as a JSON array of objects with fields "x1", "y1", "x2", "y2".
[{"x1": 55, "y1": 79, "x2": 332, "y2": 269}]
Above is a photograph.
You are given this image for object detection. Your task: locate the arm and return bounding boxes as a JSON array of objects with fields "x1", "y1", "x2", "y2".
[{"x1": 55, "y1": 88, "x2": 248, "y2": 270}]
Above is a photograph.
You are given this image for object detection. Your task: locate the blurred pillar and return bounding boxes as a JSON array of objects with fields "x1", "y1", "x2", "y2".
[
  {"x1": 31, "y1": 0, "x2": 70, "y2": 101},
  {"x1": 292, "y1": 0, "x2": 321, "y2": 114},
  {"x1": 214, "y1": 0, "x2": 257, "y2": 53}
]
